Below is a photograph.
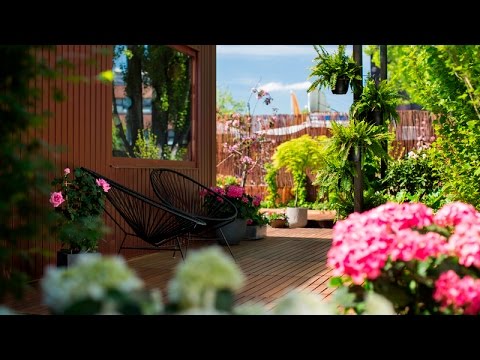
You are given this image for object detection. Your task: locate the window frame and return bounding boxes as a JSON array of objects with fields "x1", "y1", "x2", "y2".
[{"x1": 109, "y1": 44, "x2": 198, "y2": 169}]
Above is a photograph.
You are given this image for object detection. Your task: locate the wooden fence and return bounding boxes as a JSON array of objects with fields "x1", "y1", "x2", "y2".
[{"x1": 216, "y1": 110, "x2": 437, "y2": 199}]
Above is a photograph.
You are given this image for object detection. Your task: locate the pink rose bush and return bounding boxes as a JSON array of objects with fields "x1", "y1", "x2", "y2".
[
  {"x1": 50, "y1": 167, "x2": 110, "y2": 252},
  {"x1": 328, "y1": 201, "x2": 480, "y2": 315}
]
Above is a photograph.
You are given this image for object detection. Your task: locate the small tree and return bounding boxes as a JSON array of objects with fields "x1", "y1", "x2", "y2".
[{"x1": 271, "y1": 135, "x2": 329, "y2": 207}]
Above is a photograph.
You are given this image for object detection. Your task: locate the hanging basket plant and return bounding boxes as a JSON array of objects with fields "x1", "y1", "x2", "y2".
[
  {"x1": 307, "y1": 45, "x2": 362, "y2": 96},
  {"x1": 350, "y1": 77, "x2": 401, "y2": 125}
]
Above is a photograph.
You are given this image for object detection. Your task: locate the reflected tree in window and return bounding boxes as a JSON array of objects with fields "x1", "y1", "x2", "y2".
[{"x1": 112, "y1": 45, "x2": 193, "y2": 160}]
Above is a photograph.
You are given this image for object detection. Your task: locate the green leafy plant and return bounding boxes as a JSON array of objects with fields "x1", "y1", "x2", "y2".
[
  {"x1": 0, "y1": 45, "x2": 61, "y2": 302},
  {"x1": 133, "y1": 129, "x2": 158, "y2": 159},
  {"x1": 307, "y1": 45, "x2": 362, "y2": 94},
  {"x1": 264, "y1": 212, "x2": 288, "y2": 221},
  {"x1": 50, "y1": 167, "x2": 110, "y2": 252},
  {"x1": 262, "y1": 163, "x2": 279, "y2": 208},
  {"x1": 349, "y1": 76, "x2": 401, "y2": 124},
  {"x1": 381, "y1": 147, "x2": 442, "y2": 204},
  {"x1": 271, "y1": 135, "x2": 329, "y2": 207},
  {"x1": 216, "y1": 175, "x2": 240, "y2": 187},
  {"x1": 314, "y1": 120, "x2": 392, "y2": 218}
]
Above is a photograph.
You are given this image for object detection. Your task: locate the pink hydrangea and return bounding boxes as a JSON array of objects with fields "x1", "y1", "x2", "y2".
[
  {"x1": 49, "y1": 191, "x2": 65, "y2": 208},
  {"x1": 390, "y1": 228, "x2": 448, "y2": 262},
  {"x1": 328, "y1": 202, "x2": 436, "y2": 284},
  {"x1": 447, "y1": 219, "x2": 480, "y2": 268},
  {"x1": 252, "y1": 195, "x2": 262, "y2": 207},
  {"x1": 64, "y1": 168, "x2": 70, "y2": 175},
  {"x1": 434, "y1": 271, "x2": 480, "y2": 314},
  {"x1": 96, "y1": 178, "x2": 110, "y2": 193},
  {"x1": 434, "y1": 201, "x2": 479, "y2": 227}
]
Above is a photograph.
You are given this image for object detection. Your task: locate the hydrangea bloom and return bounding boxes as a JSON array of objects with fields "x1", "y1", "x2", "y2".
[{"x1": 167, "y1": 247, "x2": 245, "y2": 310}]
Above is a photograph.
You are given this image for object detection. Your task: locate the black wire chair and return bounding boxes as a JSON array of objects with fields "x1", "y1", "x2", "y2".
[
  {"x1": 150, "y1": 168, "x2": 238, "y2": 260},
  {"x1": 81, "y1": 167, "x2": 206, "y2": 259}
]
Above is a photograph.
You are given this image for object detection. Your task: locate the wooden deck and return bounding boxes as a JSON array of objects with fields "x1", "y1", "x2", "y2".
[{"x1": 5, "y1": 226, "x2": 334, "y2": 315}]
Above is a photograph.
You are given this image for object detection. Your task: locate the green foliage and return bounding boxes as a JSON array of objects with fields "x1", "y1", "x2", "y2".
[
  {"x1": 390, "y1": 45, "x2": 480, "y2": 207},
  {"x1": 308, "y1": 45, "x2": 362, "y2": 94},
  {"x1": 381, "y1": 148, "x2": 443, "y2": 207},
  {"x1": 216, "y1": 87, "x2": 246, "y2": 116},
  {"x1": 314, "y1": 120, "x2": 392, "y2": 218},
  {"x1": 0, "y1": 46, "x2": 59, "y2": 302},
  {"x1": 350, "y1": 77, "x2": 401, "y2": 124},
  {"x1": 133, "y1": 129, "x2": 159, "y2": 159},
  {"x1": 216, "y1": 175, "x2": 240, "y2": 187},
  {"x1": 50, "y1": 168, "x2": 110, "y2": 252},
  {"x1": 271, "y1": 135, "x2": 329, "y2": 207}
]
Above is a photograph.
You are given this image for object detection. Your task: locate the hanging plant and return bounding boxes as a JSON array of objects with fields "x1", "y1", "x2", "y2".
[{"x1": 307, "y1": 45, "x2": 362, "y2": 95}]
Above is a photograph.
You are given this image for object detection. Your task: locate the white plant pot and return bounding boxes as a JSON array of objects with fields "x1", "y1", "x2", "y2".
[{"x1": 286, "y1": 207, "x2": 308, "y2": 228}]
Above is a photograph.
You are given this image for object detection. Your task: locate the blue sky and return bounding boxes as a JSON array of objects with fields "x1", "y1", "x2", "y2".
[{"x1": 216, "y1": 45, "x2": 372, "y2": 115}]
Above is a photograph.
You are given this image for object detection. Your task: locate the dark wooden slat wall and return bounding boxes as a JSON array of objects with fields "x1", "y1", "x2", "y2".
[{"x1": 23, "y1": 45, "x2": 216, "y2": 278}]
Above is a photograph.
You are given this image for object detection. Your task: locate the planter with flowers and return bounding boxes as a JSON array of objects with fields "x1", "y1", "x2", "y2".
[
  {"x1": 207, "y1": 185, "x2": 263, "y2": 245},
  {"x1": 265, "y1": 212, "x2": 289, "y2": 228},
  {"x1": 49, "y1": 167, "x2": 111, "y2": 266}
]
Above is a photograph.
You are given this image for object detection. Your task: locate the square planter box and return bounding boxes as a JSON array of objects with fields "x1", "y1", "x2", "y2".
[{"x1": 245, "y1": 225, "x2": 267, "y2": 240}]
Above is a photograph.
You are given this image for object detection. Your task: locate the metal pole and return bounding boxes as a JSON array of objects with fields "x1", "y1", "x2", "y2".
[
  {"x1": 352, "y1": 45, "x2": 363, "y2": 212},
  {"x1": 379, "y1": 45, "x2": 388, "y2": 179}
]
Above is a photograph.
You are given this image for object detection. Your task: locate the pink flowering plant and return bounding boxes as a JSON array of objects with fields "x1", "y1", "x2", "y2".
[
  {"x1": 203, "y1": 185, "x2": 266, "y2": 225},
  {"x1": 219, "y1": 87, "x2": 276, "y2": 187},
  {"x1": 50, "y1": 167, "x2": 110, "y2": 252},
  {"x1": 328, "y1": 201, "x2": 480, "y2": 315}
]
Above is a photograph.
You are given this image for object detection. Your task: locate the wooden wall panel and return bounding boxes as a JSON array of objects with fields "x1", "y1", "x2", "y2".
[{"x1": 23, "y1": 45, "x2": 217, "y2": 278}]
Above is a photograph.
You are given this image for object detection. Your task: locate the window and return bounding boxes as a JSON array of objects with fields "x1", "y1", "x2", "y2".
[{"x1": 112, "y1": 45, "x2": 196, "y2": 163}]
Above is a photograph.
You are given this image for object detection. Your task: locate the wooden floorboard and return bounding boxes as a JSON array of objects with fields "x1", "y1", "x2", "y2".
[{"x1": 4, "y1": 226, "x2": 334, "y2": 314}]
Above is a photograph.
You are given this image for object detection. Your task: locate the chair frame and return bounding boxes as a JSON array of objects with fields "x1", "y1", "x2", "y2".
[
  {"x1": 81, "y1": 167, "x2": 206, "y2": 259},
  {"x1": 149, "y1": 168, "x2": 238, "y2": 260}
]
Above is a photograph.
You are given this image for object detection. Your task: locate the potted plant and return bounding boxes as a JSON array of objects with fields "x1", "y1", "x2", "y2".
[
  {"x1": 350, "y1": 76, "x2": 401, "y2": 125},
  {"x1": 307, "y1": 45, "x2": 362, "y2": 95},
  {"x1": 49, "y1": 167, "x2": 111, "y2": 266},
  {"x1": 264, "y1": 212, "x2": 289, "y2": 228},
  {"x1": 206, "y1": 185, "x2": 256, "y2": 244},
  {"x1": 270, "y1": 135, "x2": 328, "y2": 228}
]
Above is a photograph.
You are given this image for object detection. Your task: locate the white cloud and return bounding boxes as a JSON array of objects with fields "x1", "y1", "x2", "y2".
[
  {"x1": 216, "y1": 45, "x2": 348, "y2": 57},
  {"x1": 261, "y1": 81, "x2": 312, "y2": 93}
]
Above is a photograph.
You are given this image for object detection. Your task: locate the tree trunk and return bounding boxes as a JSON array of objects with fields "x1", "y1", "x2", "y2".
[
  {"x1": 125, "y1": 45, "x2": 144, "y2": 156},
  {"x1": 112, "y1": 85, "x2": 134, "y2": 157}
]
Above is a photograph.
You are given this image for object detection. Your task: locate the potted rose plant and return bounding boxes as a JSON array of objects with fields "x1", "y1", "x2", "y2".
[{"x1": 49, "y1": 167, "x2": 110, "y2": 266}]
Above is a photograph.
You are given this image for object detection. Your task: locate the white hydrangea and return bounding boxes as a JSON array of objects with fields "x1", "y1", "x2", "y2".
[
  {"x1": 168, "y1": 247, "x2": 245, "y2": 309},
  {"x1": 41, "y1": 253, "x2": 145, "y2": 314},
  {"x1": 0, "y1": 306, "x2": 17, "y2": 315},
  {"x1": 233, "y1": 302, "x2": 270, "y2": 315},
  {"x1": 363, "y1": 292, "x2": 396, "y2": 315},
  {"x1": 273, "y1": 290, "x2": 336, "y2": 315}
]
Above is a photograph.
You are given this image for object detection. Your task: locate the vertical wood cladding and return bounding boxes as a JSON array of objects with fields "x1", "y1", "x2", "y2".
[{"x1": 24, "y1": 45, "x2": 216, "y2": 278}]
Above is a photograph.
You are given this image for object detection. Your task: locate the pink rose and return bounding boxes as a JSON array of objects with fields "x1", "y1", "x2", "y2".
[
  {"x1": 96, "y1": 178, "x2": 111, "y2": 193},
  {"x1": 64, "y1": 168, "x2": 70, "y2": 175},
  {"x1": 49, "y1": 191, "x2": 65, "y2": 208}
]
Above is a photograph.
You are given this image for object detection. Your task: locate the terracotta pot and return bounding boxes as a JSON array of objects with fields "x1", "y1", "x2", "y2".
[{"x1": 269, "y1": 219, "x2": 288, "y2": 228}]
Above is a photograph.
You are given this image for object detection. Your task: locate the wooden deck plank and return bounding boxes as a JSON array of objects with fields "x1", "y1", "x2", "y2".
[{"x1": 4, "y1": 227, "x2": 334, "y2": 314}]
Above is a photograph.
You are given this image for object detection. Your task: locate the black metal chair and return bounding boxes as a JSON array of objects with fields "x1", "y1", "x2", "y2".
[
  {"x1": 81, "y1": 167, "x2": 206, "y2": 259},
  {"x1": 149, "y1": 168, "x2": 238, "y2": 260}
]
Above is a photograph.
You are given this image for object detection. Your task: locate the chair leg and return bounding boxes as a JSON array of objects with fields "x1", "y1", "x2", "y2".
[
  {"x1": 175, "y1": 237, "x2": 185, "y2": 261},
  {"x1": 218, "y1": 228, "x2": 236, "y2": 262}
]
